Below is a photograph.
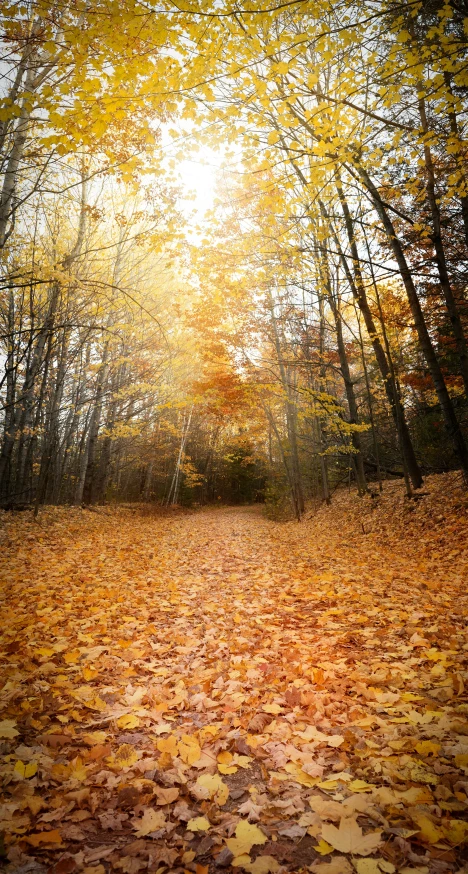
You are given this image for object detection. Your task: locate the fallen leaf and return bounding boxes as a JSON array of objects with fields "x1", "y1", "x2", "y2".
[
  {"x1": 314, "y1": 839, "x2": 334, "y2": 855},
  {"x1": 0, "y1": 719, "x2": 19, "y2": 739},
  {"x1": 26, "y1": 829, "x2": 63, "y2": 846},
  {"x1": 114, "y1": 744, "x2": 139, "y2": 768},
  {"x1": 117, "y1": 714, "x2": 140, "y2": 729},
  {"x1": 154, "y1": 786, "x2": 179, "y2": 804},
  {"x1": 195, "y1": 772, "x2": 229, "y2": 805},
  {"x1": 244, "y1": 856, "x2": 280, "y2": 874},
  {"x1": 14, "y1": 760, "x2": 37, "y2": 779},
  {"x1": 227, "y1": 820, "x2": 268, "y2": 856},
  {"x1": 321, "y1": 817, "x2": 382, "y2": 856},
  {"x1": 187, "y1": 816, "x2": 211, "y2": 831},
  {"x1": 132, "y1": 807, "x2": 165, "y2": 836}
]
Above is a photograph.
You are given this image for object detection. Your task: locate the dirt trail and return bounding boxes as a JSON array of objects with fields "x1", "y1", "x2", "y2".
[{"x1": 0, "y1": 497, "x2": 467, "y2": 873}]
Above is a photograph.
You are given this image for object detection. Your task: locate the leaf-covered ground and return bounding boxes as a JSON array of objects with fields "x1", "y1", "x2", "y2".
[{"x1": 1, "y1": 474, "x2": 468, "y2": 874}]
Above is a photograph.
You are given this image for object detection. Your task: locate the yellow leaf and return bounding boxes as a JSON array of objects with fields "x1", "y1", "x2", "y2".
[
  {"x1": 83, "y1": 731, "x2": 108, "y2": 745},
  {"x1": 82, "y1": 666, "x2": 98, "y2": 681},
  {"x1": 226, "y1": 820, "x2": 267, "y2": 856},
  {"x1": 14, "y1": 760, "x2": 37, "y2": 779},
  {"x1": 0, "y1": 719, "x2": 19, "y2": 739},
  {"x1": 442, "y1": 818, "x2": 468, "y2": 845},
  {"x1": 321, "y1": 818, "x2": 382, "y2": 856},
  {"x1": 217, "y1": 750, "x2": 233, "y2": 764},
  {"x1": 69, "y1": 756, "x2": 87, "y2": 782},
  {"x1": 234, "y1": 755, "x2": 252, "y2": 769},
  {"x1": 179, "y1": 734, "x2": 201, "y2": 765},
  {"x1": 218, "y1": 763, "x2": 238, "y2": 774},
  {"x1": 133, "y1": 808, "x2": 165, "y2": 837},
  {"x1": 395, "y1": 787, "x2": 433, "y2": 805},
  {"x1": 267, "y1": 131, "x2": 280, "y2": 145},
  {"x1": 232, "y1": 856, "x2": 252, "y2": 868},
  {"x1": 316, "y1": 779, "x2": 339, "y2": 790},
  {"x1": 454, "y1": 753, "x2": 468, "y2": 769},
  {"x1": 313, "y1": 840, "x2": 334, "y2": 855},
  {"x1": 157, "y1": 735, "x2": 178, "y2": 756},
  {"x1": 327, "y1": 735, "x2": 345, "y2": 748},
  {"x1": 187, "y1": 816, "x2": 211, "y2": 832},
  {"x1": 284, "y1": 762, "x2": 320, "y2": 787},
  {"x1": 411, "y1": 813, "x2": 443, "y2": 844},
  {"x1": 347, "y1": 780, "x2": 374, "y2": 793},
  {"x1": 199, "y1": 725, "x2": 220, "y2": 740},
  {"x1": 196, "y1": 773, "x2": 229, "y2": 805},
  {"x1": 64, "y1": 650, "x2": 81, "y2": 664},
  {"x1": 87, "y1": 696, "x2": 107, "y2": 711},
  {"x1": 117, "y1": 714, "x2": 140, "y2": 729},
  {"x1": 262, "y1": 703, "x2": 283, "y2": 715},
  {"x1": 415, "y1": 741, "x2": 440, "y2": 756},
  {"x1": 114, "y1": 744, "x2": 139, "y2": 768}
]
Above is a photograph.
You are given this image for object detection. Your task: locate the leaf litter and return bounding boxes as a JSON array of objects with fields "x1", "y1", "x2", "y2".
[{"x1": 0, "y1": 473, "x2": 467, "y2": 874}]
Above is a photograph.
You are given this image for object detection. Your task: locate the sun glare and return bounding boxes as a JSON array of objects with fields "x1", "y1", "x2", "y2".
[{"x1": 177, "y1": 145, "x2": 222, "y2": 218}]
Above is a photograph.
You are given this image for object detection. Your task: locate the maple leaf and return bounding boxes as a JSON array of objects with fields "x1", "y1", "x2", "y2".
[
  {"x1": 114, "y1": 744, "x2": 139, "y2": 768},
  {"x1": 0, "y1": 719, "x2": 19, "y2": 739},
  {"x1": 68, "y1": 757, "x2": 87, "y2": 782},
  {"x1": 179, "y1": 734, "x2": 201, "y2": 765},
  {"x1": 262, "y1": 703, "x2": 283, "y2": 714},
  {"x1": 238, "y1": 797, "x2": 263, "y2": 821},
  {"x1": 226, "y1": 820, "x2": 267, "y2": 856},
  {"x1": 14, "y1": 760, "x2": 37, "y2": 779},
  {"x1": 154, "y1": 786, "x2": 179, "y2": 804},
  {"x1": 187, "y1": 816, "x2": 211, "y2": 831},
  {"x1": 321, "y1": 818, "x2": 382, "y2": 856},
  {"x1": 132, "y1": 807, "x2": 166, "y2": 836},
  {"x1": 194, "y1": 773, "x2": 229, "y2": 805},
  {"x1": 117, "y1": 714, "x2": 140, "y2": 729}
]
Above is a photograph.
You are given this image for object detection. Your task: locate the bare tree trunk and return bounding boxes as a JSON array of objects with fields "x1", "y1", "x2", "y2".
[
  {"x1": 317, "y1": 238, "x2": 367, "y2": 494},
  {"x1": 412, "y1": 79, "x2": 468, "y2": 397},
  {"x1": 0, "y1": 289, "x2": 16, "y2": 500},
  {"x1": 166, "y1": 406, "x2": 193, "y2": 505},
  {"x1": 331, "y1": 188, "x2": 423, "y2": 489},
  {"x1": 268, "y1": 289, "x2": 305, "y2": 517},
  {"x1": 80, "y1": 346, "x2": 109, "y2": 506},
  {"x1": 355, "y1": 308, "x2": 382, "y2": 491},
  {"x1": 356, "y1": 164, "x2": 468, "y2": 480}
]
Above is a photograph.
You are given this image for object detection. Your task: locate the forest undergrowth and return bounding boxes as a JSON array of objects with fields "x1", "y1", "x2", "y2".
[{"x1": 1, "y1": 474, "x2": 468, "y2": 874}]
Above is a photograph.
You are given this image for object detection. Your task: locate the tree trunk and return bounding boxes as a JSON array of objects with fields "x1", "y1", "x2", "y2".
[
  {"x1": 81, "y1": 348, "x2": 109, "y2": 506},
  {"x1": 317, "y1": 238, "x2": 367, "y2": 494},
  {"x1": 356, "y1": 164, "x2": 468, "y2": 479},
  {"x1": 331, "y1": 189, "x2": 423, "y2": 488}
]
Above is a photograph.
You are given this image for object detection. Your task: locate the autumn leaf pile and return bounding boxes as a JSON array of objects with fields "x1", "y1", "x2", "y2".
[{"x1": 1, "y1": 475, "x2": 468, "y2": 874}]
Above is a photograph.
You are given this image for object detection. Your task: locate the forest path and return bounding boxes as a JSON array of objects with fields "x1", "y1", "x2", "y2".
[{"x1": 1, "y1": 502, "x2": 467, "y2": 873}]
